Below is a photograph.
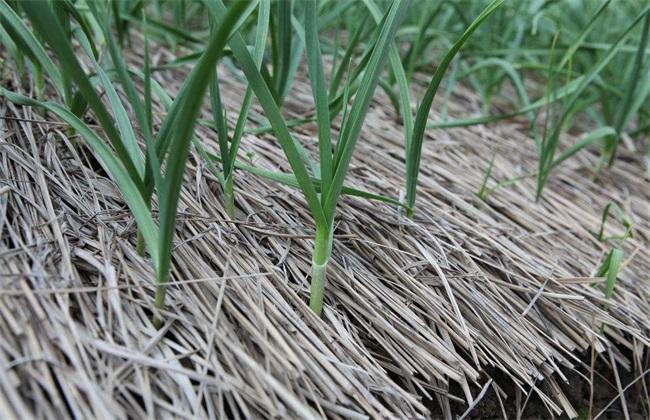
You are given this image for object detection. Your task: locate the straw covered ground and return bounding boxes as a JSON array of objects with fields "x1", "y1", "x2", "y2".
[{"x1": 1, "y1": 44, "x2": 649, "y2": 419}]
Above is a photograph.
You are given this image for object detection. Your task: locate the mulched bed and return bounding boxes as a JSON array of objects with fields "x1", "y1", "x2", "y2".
[{"x1": 1, "y1": 44, "x2": 648, "y2": 418}]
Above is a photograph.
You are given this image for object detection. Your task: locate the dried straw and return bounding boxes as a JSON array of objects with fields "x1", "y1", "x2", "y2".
[{"x1": 0, "y1": 44, "x2": 648, "y2": 418}]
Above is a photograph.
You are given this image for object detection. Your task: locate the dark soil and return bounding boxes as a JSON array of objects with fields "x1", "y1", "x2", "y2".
[{"x1": 424, "y1": 350, "x2": 650, "y2": 419}]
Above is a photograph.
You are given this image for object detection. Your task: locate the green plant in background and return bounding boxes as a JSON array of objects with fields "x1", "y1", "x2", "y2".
[
  {"x1": 603, "y1": 12, "x2": 650, "y2": 166},
  {"x1": 536, "y1": 4, "x2": 650, "y2": 199},
  {"x1": 198, "y1": 0, "x2": 407, "y2": 218},
  {"x1": 388, "y1": 0, "x2": 650, "y2": 201},
  {"x1": 0, "y1": 0, "x2": 250, "y2": 327}
]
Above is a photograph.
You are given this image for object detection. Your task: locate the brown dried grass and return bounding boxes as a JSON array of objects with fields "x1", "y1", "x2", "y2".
[{"x1": 0, "y1": 45, "x2": 649, "y2": 418}]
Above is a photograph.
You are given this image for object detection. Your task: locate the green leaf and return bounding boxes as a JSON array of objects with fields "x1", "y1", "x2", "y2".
[
  {"x1": 551, "y1": 126, "x2": 616, "y2": 169},
  {"x1": 156, "y1": 0, "x2": 251, "y2": 286},
  {"x1": 361, "y1": 0, "x2": 413, "y2": 147},
  {"x1": 205, "y1": 0, "x2": 327, "y2": 230},
  {"x1": 20, "y1": 0, "x2": 144, "y2": 189},
  {"x1": 87, "y1": 1, "x2": 162, "y2": 189},
  {"x1": 536, "y1": 4, "x2": 650, "y2": 199},
  {"x1": 405, "y1": 0, "x2": 504, "y2": 214},
  {"x1": 323, "y1": 0, "x2": 409, "y2": 224},
  {"x1": 226, "y1": 0, "x2": 270, "y2": 176},
  {"x1": 596, "y1": 203, "x2": 633, "y2": 243},
  {"x1": 608, "y1": 11, "x2": 650, "y2": 164},
  {"x1": 272, "y1": 0, "x2": 293, "y2": 104},
  {"x1": 0, "y1": 0, "x2": 66, "y2": 99},
  {"x1": 207, "y1": 151, "x2": 408, "y2": 210},
  {"x1": 209, "y1": 67, "x2": 229, "y2": 177},
  {"x1": 304, "y1": 0, "x2": 333, "y2": 200},
  {"x1": 328, "y1": 13, "x2": 369, "y2": 101},
  {"x1": 595, "y1": 249, "x2": 623, "y2": 300}
]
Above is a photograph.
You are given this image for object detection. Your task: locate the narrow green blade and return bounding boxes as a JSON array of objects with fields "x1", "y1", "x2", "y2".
[
  {"x1": 405, "y1": 0, "x2": 504, "y2": 213},
  {"x1": 156, "y1": 1, "x2": 250, "y2": 284},
  {"x1": 304, "y1": 0, "x2": 333, "y2": 201},
  {"x1": 324, "y1": 0, "x2": 409, "y2": 223}
]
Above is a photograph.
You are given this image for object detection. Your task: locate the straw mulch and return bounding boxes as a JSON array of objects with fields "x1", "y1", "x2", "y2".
[{"x1": 1, "y1": 45, "x2": 649, "y2": 419}]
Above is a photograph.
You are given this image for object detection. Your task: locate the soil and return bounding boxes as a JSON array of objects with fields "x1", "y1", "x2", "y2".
[{"x1": 441, "y1": 354, "x2": 649, "y2": 419}]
